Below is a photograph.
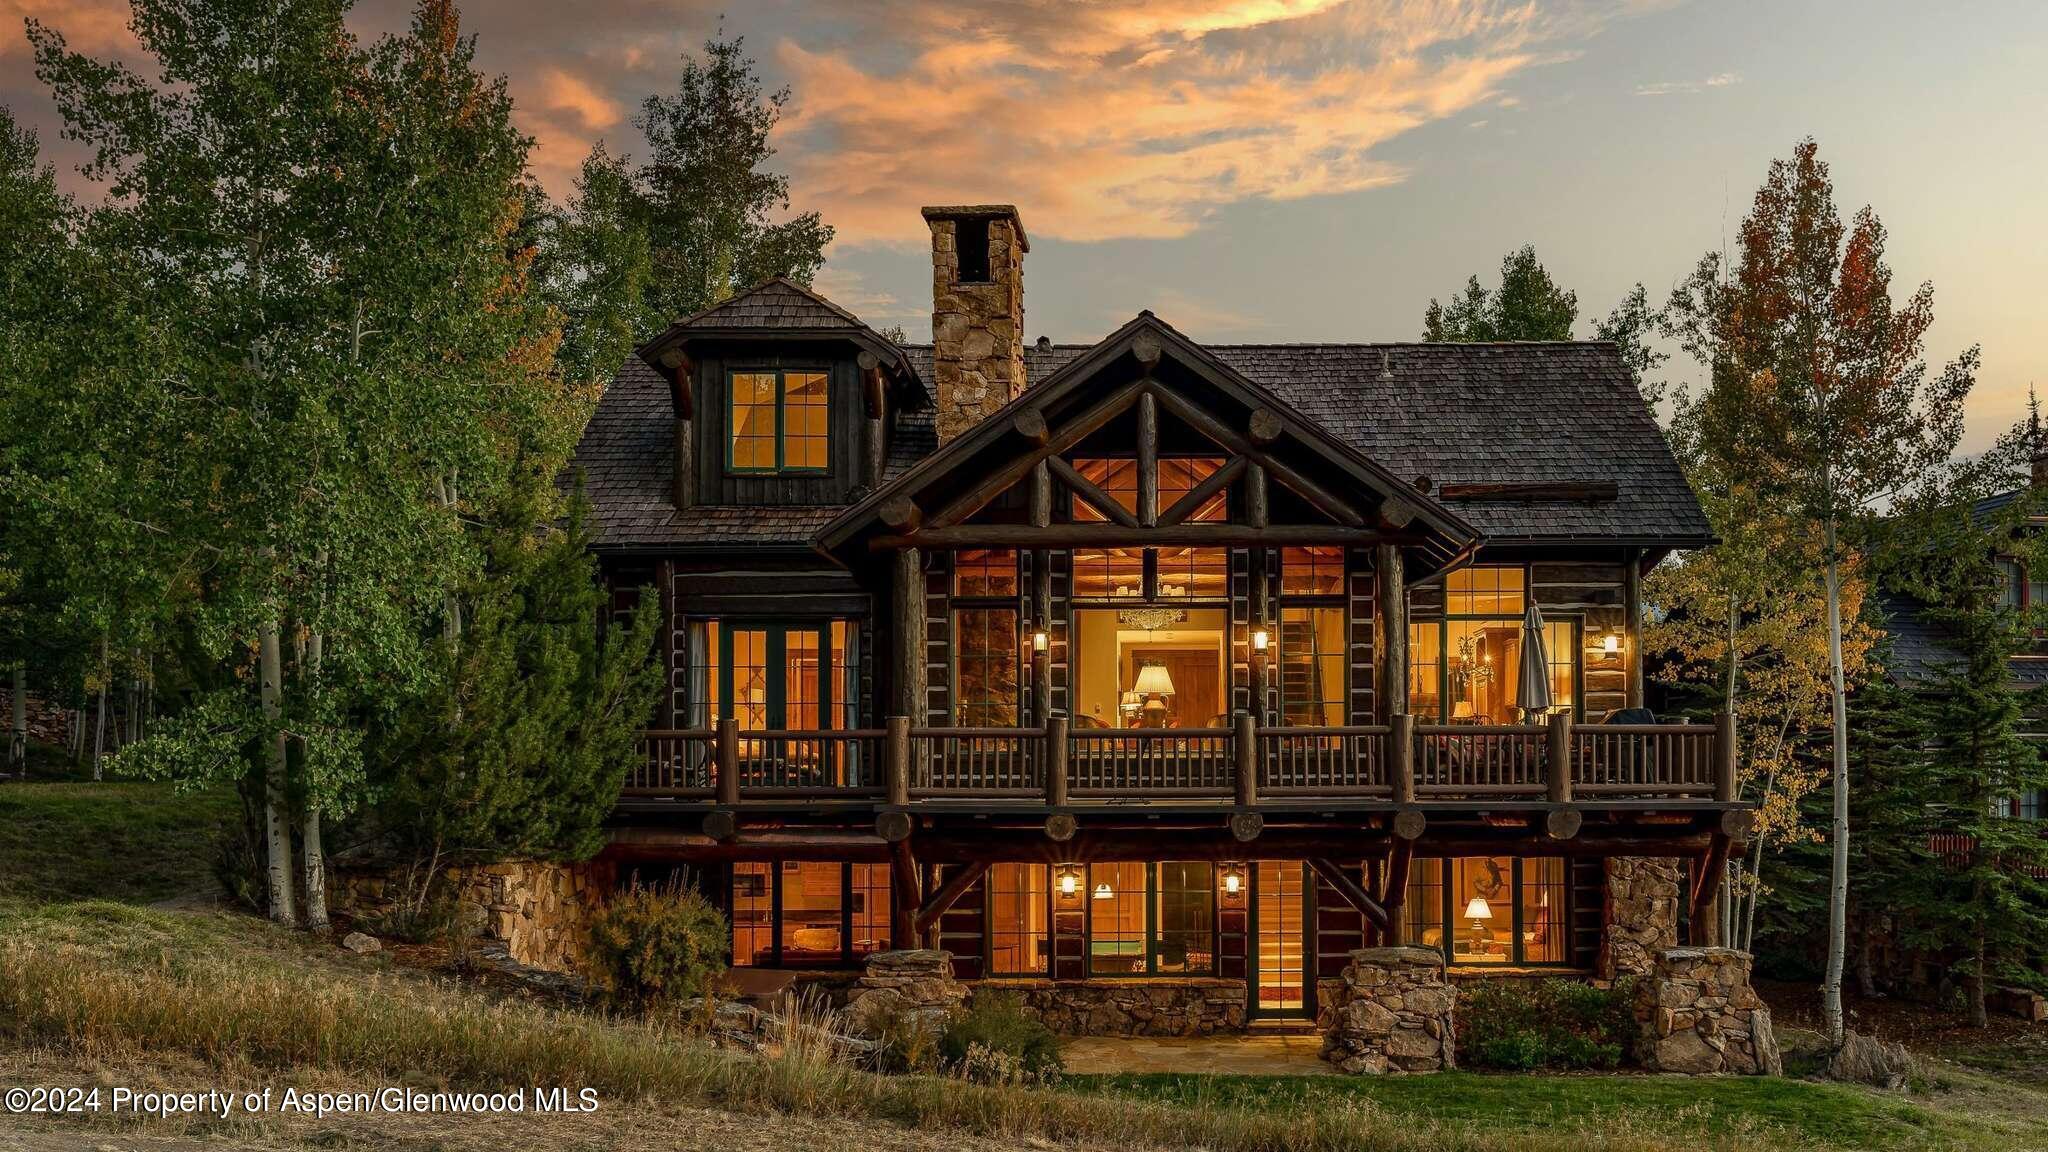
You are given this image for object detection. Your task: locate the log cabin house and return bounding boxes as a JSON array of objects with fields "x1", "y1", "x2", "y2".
[{"x1": 570, "y1": 205, "x2": 1751, "y2": 1030}]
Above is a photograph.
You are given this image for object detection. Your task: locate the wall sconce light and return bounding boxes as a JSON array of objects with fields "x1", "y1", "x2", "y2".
[
  {"x1": 1221, "y1": 865, "x2": 1244, "y2": 899},
  {"x1": 1252, "y1": 627, "x2": 1270, "y2": 652},
  {"x1": 1033, "y1": 628, "x2": 1050, "y2": 653},
  {"x1": 1058, "y1": 866, "x2": 1079, "y2": 899},
  {"x1": 1603, "y1": 632, "x2": 1621, "y2": 656}
]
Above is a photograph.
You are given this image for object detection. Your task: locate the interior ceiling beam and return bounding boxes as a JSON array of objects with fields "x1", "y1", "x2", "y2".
[
  {"x1": 1047, "y1": 455, "x2": 1139, "y2": 528},
  {"x1": 1158, "y1": 456, "x2": 1246, "y2": 527},
  {"x1": 924, "y1": 378, "x2": 1147, "y2": 530},
  {"x1": 1144, "y1": 384, "x2": 1369, "y2": 528}
]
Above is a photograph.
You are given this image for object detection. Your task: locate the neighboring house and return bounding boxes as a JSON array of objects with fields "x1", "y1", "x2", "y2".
[
  {"x1": 1881, "y1": 475, "x2": 2048, "y2": 857},
  {"x1": 569, "y1": 205, "x2": 1742, "y2": 1030}
]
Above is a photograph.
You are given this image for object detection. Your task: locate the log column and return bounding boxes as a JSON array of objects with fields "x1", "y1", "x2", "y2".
[
  {"x1": 1624, "y1": 549, "x2": 1645, "y2": 710},
  {"x1": 859, "y1": 351, "x2": 887, "y2": 491},
  {"x1": 894, "y1": 548, "x2": 927, "y2": 720},
  {"x1": 1375, "y1": 543, "x2": 1408, "y2": 720},
  {"x1": 659, "y1": 350, "x2": 696, "y2": 509}
]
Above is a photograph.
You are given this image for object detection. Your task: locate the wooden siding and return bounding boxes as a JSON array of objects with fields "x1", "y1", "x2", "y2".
[
  {"x1": 1531, "y1": 561, "x2": 1629, "y2": 719},
  {"x1": 690, "y1": 345, "x2": 866, "y2": 506}
]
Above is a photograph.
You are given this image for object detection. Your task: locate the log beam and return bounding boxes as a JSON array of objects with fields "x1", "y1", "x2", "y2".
[
  {"x1": 873, "y1": 524, "x2": 1422, "y2": 550},
  {"x1": 1048, "y1": 456, "x2": 1140, "y2": 528},
  {"x1": 1308, "y1": 856, "x2": 1389, "y2": 932},
  {"x1": 914, "y1": 861, "x2": 990, "y2": 935}
]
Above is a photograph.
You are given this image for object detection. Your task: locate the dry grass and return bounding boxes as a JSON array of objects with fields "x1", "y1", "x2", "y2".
[{"x1": 0, "y1": 904, "x2": 1817, "y2": 1152}]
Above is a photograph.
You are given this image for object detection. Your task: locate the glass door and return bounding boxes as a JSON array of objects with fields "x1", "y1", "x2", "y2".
[
  {"x1": 1252, "y1": 860, "x2": 1311, "y2": 1018},
  {"x1": 720, "y1": 624, "x2": 836, "y2": 788}
]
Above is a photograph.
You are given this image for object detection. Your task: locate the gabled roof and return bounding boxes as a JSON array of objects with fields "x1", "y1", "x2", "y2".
[
  {"x1": 633, "y1": 276, "x2": 927, "y2": 409},
  {"x1": 816, "y1": 312, "x2": 1483, "y2": 570},
  {"x1": 1878, "y1": 591, "x2": 2048, "y2": 689}
]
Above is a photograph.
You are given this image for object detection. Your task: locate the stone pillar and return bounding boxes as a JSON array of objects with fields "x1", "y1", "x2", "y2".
[
  {"x1": 1320, "y1": 946, "x2": 1455, "y2": 1074},
  {"x1": 844, "y1": 949, "x2": 967, "y2": 1043},
  {"x1": 1634, "y1": 947, "x2": 1781, "y2": 1075},
  {"x1": 923, "y1": 205, "x2": 1028, "y2": 444},
  {"x1": 1601, "y1": 857, "x2": 1681, "y2": 980}
]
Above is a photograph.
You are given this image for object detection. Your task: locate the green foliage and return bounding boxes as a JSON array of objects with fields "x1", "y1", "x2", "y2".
[
  {"x1": 585, "y1": 880, "x2": 729, "y2": 1011},
  {"x1": 1457, "y1": 978, "x2": 1635, "y2": 1071},
  {"x1": 538, "y1": 33, "x2": 834, "y2": 384},
  {"x1": 1423, "y1": 245, "x2": 1578, "y2": 343},
  {"x1": 939, "y1": 991, "x2": 1063, "y2": 1084},
  {"x1": 361, "y1": 486, "x2": 664, "y2": 872}
]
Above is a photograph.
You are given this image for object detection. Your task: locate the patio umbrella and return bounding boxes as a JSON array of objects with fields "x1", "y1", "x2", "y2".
[{"x1": 1515, "y1": 601, "x2": 1554, "y2": 717}]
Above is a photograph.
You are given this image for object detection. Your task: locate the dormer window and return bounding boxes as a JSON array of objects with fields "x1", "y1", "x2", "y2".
[{"x1": 729, "y1": 369, "x2": 829, "y2": 473}]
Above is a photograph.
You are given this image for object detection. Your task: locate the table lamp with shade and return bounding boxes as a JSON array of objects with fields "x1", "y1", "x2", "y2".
[
  {"x1": 1132, "y1": 662, "x2": 1176, "y2": 725},
  {"x1": 1463, "y1": 895, "x2": 1494, "y2": 937}
]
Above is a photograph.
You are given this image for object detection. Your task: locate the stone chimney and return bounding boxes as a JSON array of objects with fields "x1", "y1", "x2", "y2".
[{"x1": 924, "y1": 205, "x2": 1027, "y2": 444}]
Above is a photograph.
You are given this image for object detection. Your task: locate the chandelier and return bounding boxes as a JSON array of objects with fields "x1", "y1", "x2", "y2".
[{"x1": 1117, "y1": 606, "x2": 1186, "y2": 631}]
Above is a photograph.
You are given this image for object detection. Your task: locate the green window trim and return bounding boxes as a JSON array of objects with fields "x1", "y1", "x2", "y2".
[{"x1": 727, "y1": 368, "x2": 831, "y2": 474}]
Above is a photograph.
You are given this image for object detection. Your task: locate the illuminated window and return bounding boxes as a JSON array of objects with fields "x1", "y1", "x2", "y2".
[
  {"x1": 1278, "y1": 606, "x2": 1346, "y2": 726},
  {"x1": 953, "y1": 608, "x2": 1020, "y2": 726},
  {"x1": 732, "y1": 862, "x2": 773, "y2": 966},
  {"x1": 729, "y1": 861, "x2": 891, "y2": 968},
  {"x1": 1445, "y1": 566, "x2": 1525, "y2": 616},
  {"x1": 1404, "y1": 856, "x2": 1570, "y2": 967},
  {"x1": 1414, "y1": 566, "x2": 1577, "y2": 723},
  {"x1": 954, "y1": 549, "x2": 1019, "y2": 597},
  {"x1": 1088, "y1": 862, "x2": 1148, "y2": 974},
  {"x1": 1155, "y1": 861, "x2": 1215, "y2": 974},
  {"x1": 727, "y1": 369, "x2": 829, "y2": 473},
  {"x1": 1069, "y1": 457, "x2": 1225, "y2": 522},
  {"x1": 1282, "y1": 546, "x2": 1345, "y2": 597},
  {"x1": 851, "y1": 863, "x2": 892, "y2": 957},
  {"x1": 1072, "y1": 548, "x2": 1146, "y2": 599},
  {"x1": 1155, "y1": 547, "x2": 1228, "y2": 599},
  {"x1": 987, "y1": 863, "x2": 1050, "y2": 975}
]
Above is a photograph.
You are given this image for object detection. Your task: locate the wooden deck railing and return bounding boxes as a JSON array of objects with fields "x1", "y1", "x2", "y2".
[{"x1": 625, "y1": 711, "x2": 1739, "y2": 806}]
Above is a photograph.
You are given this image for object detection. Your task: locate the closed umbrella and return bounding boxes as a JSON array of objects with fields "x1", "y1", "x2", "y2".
[{"x1": 1516, "y1": 601, "x2": 1554, "y2": 717}]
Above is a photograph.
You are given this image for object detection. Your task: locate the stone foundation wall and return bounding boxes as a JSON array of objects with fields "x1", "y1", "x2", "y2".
[
  {"x1": 984, "y1": 978, "x2": 1247, "y2": 1036},
  {"x1": 333, "y1": 858, "x2": 615, "y2": 974},
  {"x1": 1634, "y1": 947, "x2": 1780, "y2": 1075},
  {"x1": 1320, "y1": 946, "x2": 1456, "y2": 1074},
  {"x1": 845, "y1": 950, "x2": 968, "y2": 1042},
  {"x1": 1602, "y1": 857, "x2": 1681, "y2": 980}
]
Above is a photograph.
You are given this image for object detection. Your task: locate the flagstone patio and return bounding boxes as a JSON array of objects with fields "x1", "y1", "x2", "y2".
[{"x1": 1060, "y1": 1032, "x2": 1334, "y2": 1076}]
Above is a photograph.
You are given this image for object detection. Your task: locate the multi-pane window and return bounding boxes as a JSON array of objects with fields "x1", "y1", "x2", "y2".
[
  {"x1": 987, "y1": 863, "x2": 1051, "y2": 975},
  {"x1": 1086, "y1": 862, "x2": 1216, "y2": 975},
  {"x1": 729, "y1": 861, "x2": 892, "y2": 968},
  {"x1": 1068, "y1": 457, "x2": 1226, "y2": 522},
  {"x1": 954, "y1": 609, "x2": 1020, "y2": 726},
  {"x1": 1278, "y1": 605, "x2": 1346, "y2": 726},
  {"x1": 954, "y1": 549, "x2": 1019, "y2": 597},
  {"x1": 1088, "y1": 862, "x2": 1148, "y2": 974},
  {"x1": 1155, "y1": 861, "x2": 1215, "y2": 973},
  {"x1": 1071, "y1": 548, "x2": 1146, "y2": 599},
  {"x1": 1282, "y1": 546, "x2": 1345, "y2": 597},
  {"x1": 728, "y1": 369, "x2": 829, "y2": 472},
  {"x1": 1155, "y1": 547, "x2": 1228, "y2": 599},
  {"x1": 851, "y1": 863, "x2": 892, "y2": 957},
  {"x1": 1404, "y1": 856, "x2": 1569, "y2": 966},
  {"x1": 1414, "y1": 566, "x2": 1577, "y2": 722},
  {"x1": 732, "y1": 862, "x2": 773, "y2": 966}
]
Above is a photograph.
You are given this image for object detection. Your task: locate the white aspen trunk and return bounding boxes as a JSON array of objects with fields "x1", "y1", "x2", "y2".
[
  {"x1": 299, "y1": 629, "x2": 328, "y2": 931},
  {"x1": 91, "y1": 660, "x2": 106, "y2": 781},
  {"x1": 1820, "y1": 508, "x2": 1851, "y2": 1047},
  {"x1": 260, "y1": 615, "x2": 297, "y2": 925},
  {"x1": 8, "y1": 662, "x2": 25, "y2": 771}
]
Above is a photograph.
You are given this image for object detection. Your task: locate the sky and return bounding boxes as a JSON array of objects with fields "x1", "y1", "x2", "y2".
[{"x1": 4, "y1": 0, "x2": 2044, "y2": 451}]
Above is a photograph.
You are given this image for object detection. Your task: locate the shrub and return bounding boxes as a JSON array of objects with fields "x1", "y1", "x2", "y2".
[
  {"x1": 1459, "y1": 977, "x2": 1635, "y2": 1071},
  {"x1": 939, "y1": 991, "x2": 1062, "y2": 1084},
  {"x1": 585, "y1": 880, "x2": 728, "y2": 1011}
]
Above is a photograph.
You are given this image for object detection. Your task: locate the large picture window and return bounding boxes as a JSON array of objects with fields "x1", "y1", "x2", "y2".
[
  {"x1": 1086, "y1": 862, "x2": 1216, "y2": 975},
  {"x1": 729, "y1": 861, "x2": 891, "y2": 968},
  {"x1": 1402, "y1": 856, "x2": 1568, "y2": 966},
  {"x1": 986, "y1": 863, "x2": 1051, "y2": 975},
  {"x1": 1410, "y1": 566, "x2": 1577, "y2": 723},
  {"x1": 728, "y1": 369, "x2": 829, "y2": 473}
]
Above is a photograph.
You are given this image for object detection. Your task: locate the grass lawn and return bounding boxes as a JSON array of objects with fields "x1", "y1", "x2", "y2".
[
  {"x1": 0, "y1": 775, "x2": 234, "y2": 905},
  {"x1": 1064, "y1": 1070, "x2": 2017, "y2": 1151},
  {"x1": 2, "y1": 778, "x2": 2045, "y2": 1152}
]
